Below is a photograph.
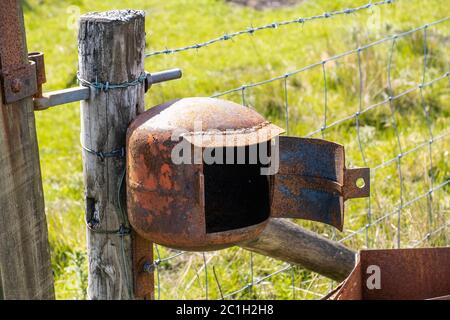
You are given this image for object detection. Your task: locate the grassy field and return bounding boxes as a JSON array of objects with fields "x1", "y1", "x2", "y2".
[{"x1": 23, "y1": 0, "x2": 449, "y2": 299}]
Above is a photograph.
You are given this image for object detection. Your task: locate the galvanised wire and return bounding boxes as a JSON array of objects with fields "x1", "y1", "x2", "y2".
[
  {"x1": 412, "y1": 222, "x2": 450, "y2": 248},
  {"x1": 154, "y1": 244, "x2": 162, "y2": 300},
  {"x1": 420, "y1": 25, "x2": 437, "y2": 237},
  {"x1": 219, "y1": 18, "x2": 448, "y2": 298},
  {"x1": 212, "y1": 266, "x2": 224, "y2": 299},
  {"x1": 338, "y1": 180, "x2": 450, "y2": 243},
  {"x1": 284, "y1": 76, "x2": 290, "y2": 135},
  {"x1": 151, "y1": 16, "x2": 449, "y2": 300},
  {"x1": 321, "y1": 62, "x2": 328, "y2": 139},
  {"x1": 386, "y1": 36, "x2": 405, "y2": 249},
  {"x1": 355, "y1": 48, "x2": 371, "y2": 247},
  {"x1": 203, "y1": 252, "x2": 209, "y2": 300},
  {"x1": 222, "y1": 264, "x2": 292, "y2": 299},
  {"x1": 145, "y1": 0, "x2": 396, "y2": 57},
  {"x1": 211, "y1": 17, "x2": 450, "y2": 98},
  {"x1": 81, "y1": 144, "x2": 125, "y2": 162},
  {"x1": 76, "y1": 72, "x2": 147, "y2": 91}
]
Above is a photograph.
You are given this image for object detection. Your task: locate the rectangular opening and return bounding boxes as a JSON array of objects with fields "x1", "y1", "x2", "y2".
[{"x1": 203, "y1": 142, "x2": 271, "y2": 233}]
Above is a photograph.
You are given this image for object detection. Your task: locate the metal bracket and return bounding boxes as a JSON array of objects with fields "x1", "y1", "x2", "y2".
[
  {"x1": 343, "y1": 167, "x2": 370, "y2": 200},
  {"x1": 0, "y1": 61, "x2": 37, "y2": 104},
  {"x1": 28, "y1": 52, "x2": 46, "y2": 98},
  {"x1": 0, "y1": 0, "x2": 39, "y2": 104}
]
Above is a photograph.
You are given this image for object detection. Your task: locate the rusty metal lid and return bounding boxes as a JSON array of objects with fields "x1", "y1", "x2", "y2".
[{"x1": 138, "y1": 97, "x2": 284, "y2": 147}]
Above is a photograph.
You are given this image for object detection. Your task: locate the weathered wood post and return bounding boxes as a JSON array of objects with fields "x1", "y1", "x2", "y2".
[
  {"x1": 78, "y1": 10, "x2": 146, "y2": 299},
  {"x1": 241, "y1": 219, "x2": 356, "y2": 281},
  {"x1": 0, "y1": 0, "x2": 54, "y2": 299}
]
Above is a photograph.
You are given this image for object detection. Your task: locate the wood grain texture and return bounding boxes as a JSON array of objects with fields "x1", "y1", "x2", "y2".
[
  {"x1": 0, "y1": 1, "x2": 54, "y2": 300},
  {"x1": 241, "y1": 219, "x2": 356, "y2": 281},
  {"x1": 78, "y1": 10, "x2": 145, "y2": 300}
]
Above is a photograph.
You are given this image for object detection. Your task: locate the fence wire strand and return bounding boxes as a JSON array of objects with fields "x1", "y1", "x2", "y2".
[
  {"x1": 145, "y1": 0, "x2": 395, "y2": 57},
  {"x1": 149, "y1": 11, "x2": 449, "y2": 300}
]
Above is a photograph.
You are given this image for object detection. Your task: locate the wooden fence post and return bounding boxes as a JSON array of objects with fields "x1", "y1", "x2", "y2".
[
  {"x1": 241, "y1": 219, "x2": 356, "y2": 281},
  {"x1": 78, "y1": 10, "x2": 146, "y2": 300},
  {"x1": 0, "y1": 0, "x2": 54, "y2": 299}
]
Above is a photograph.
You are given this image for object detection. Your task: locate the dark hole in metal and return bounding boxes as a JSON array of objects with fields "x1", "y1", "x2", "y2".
[{"x1": 204, "y1": 142, "x2": 271, "y2": 233}]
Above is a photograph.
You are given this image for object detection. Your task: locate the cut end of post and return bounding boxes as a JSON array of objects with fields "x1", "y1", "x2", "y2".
[{"x1": 80, "y1": 10, "x2": 145, "y2": 23}]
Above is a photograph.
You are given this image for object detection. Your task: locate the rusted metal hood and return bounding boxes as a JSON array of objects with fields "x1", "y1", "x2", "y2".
[
  {"x1": 126, "y1": 97, "x2": 370, "y2": 251},
  {"x1": 130, "y1": 97, "x2": 285, "y2": 147}
]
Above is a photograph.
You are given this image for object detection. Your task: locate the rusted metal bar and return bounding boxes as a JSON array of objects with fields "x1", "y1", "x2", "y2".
[
  {"x1": 28, "y1": 52, "x2": 46, "y2": 98},
  {"x1": 133, "y1": 232, "x2": 154, "y2": 299}
]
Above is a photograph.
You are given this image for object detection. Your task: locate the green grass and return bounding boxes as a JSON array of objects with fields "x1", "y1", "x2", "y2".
[{"x1": 23, "y1": 0, "x2": 449, "y2": 299}]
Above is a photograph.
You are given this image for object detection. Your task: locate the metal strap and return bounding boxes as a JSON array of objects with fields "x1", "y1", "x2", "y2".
[{"x1": 0, "y1": 0, "x2": 37, "y2": 104}]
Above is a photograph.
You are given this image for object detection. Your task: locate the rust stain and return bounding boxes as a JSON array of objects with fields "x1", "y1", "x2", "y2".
[
  {"x1": 146, "y1": 134, "x2": 154, "y2": 145},
  {"x1": 132, "y1": 231, "x2": 154, "y2": 299},
  {"x1": 143, "y1": 173, "x2": 157, "y2": 190},
  {"x1": 0, "y1": 1, "x2": 37, "y2": 104},
  {"x1": 159, "y1": 163, "x2": 172, "y2": 189}
]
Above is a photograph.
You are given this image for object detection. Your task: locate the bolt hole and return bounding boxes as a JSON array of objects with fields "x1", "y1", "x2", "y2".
[{"x1": 356, "y1": 177, "x2": 365, "y2": 189}]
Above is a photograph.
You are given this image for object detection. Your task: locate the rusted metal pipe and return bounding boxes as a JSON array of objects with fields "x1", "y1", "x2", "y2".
[{"x1": 28, "y1": 52, "x2": 46, "y2": 98}]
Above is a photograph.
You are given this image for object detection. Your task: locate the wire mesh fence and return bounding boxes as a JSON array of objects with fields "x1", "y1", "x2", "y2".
[{"x1": 141, "y1": 0, "x2": 449, "y2": 300}]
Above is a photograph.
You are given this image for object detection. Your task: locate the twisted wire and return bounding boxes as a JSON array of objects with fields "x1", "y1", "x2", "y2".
[{"x1": 146, "y1": 0, "x2": 396, "y2": 57}]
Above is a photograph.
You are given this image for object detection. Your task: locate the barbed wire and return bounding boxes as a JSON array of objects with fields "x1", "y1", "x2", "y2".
[
  {"x1": 145, "y1": 0, "x2": 396, "y2": 57},
  {"x1": 151, "y1": 15, "x2": 449, "y2": 300},
  {"x1": 211, "y1": 17, "x2": 449, "y2": 98}
]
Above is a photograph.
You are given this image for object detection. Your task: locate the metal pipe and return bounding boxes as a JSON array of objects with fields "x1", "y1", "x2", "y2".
[
  {"x1": 34, "y1": 86, "x2": 90, "y2": 111},
  {"x1": 147, "y1": 68, "x2": 182, "y2": 85},
  {"x1": 33, "y1": 68, "x2": 182, "y2": 110}
]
